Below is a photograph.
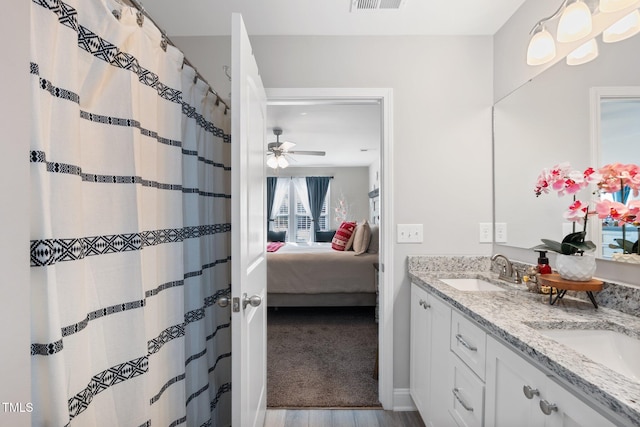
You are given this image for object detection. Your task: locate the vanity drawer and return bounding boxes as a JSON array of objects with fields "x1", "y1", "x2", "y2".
[
  {"x1": 449, "y1": 353, "x2": 485, "y2": 427},
  {"x1": 451, "y1": 310, "x2": 487, "y2": 380}
]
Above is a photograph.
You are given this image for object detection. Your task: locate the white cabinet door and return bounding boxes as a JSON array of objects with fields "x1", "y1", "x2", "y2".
[
  {"x1": 543, "y1": 378, "x2": 616, "y2": 427},
  {"x1": 428, "y1": 291, "x2": 453, "y2": 427},
  {"x1": 487, "y1": 336, "x2": 617, "y2": 427},
  {"x1": 410, "y1": 284, "x2": 452, "y2": 427},
  {"x1": 486, "y1": 336, "x2": 546, "y2": 427},
  {"x1": 410, "y1": 284, "x2": 430, "y2": 417}
]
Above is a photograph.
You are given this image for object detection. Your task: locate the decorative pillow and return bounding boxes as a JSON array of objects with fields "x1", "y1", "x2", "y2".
[
  {"x1": 367, "y1": 225, "x2": 380, "y2": 254},
  {"x1": 331, "y1": 221, "x2": 357, "y2": 251},
  {"x1": 352, "y1": 220, "x2": 372, "y2": 255},
  {"x1": 267, "y1": 230, "x2": 286, "y2": 242}
]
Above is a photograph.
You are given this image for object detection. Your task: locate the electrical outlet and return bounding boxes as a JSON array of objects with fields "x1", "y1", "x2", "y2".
[
  {"x1": 495, "y1": 223, "x2": 508, "y2": 243},
  {"x1": 397, "y1": 224, "x2": 423, "y2": 243},
  {"x1": 479, "y1": 223, "x2": 493, "y2": 243}
]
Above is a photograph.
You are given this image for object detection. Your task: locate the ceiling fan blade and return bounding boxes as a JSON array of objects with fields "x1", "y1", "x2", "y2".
[
  {"x1": 279, "y1": 141, "x2": 296, "y2": 151},
  {"x1": 287, "y1": 150, "x2": 326, "y2": 156}
]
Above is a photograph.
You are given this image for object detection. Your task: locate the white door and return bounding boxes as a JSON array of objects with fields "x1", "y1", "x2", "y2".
[{"x1": 231, "y1": 13, "x2": 268, "y2": 427}]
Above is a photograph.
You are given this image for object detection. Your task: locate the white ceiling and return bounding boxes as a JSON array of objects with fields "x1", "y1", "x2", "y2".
[
  {"x1": 266, "y1": 103, "x2": 381, "y2": 168},
  {"x1": 140, "y1": 0, "x2": 527, "y2": 37},
  {"x1": 139, "y1": 0, "x2": 527, "y2": 168}
]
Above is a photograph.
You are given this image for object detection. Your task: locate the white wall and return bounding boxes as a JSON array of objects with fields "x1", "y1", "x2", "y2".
[
  {"x1": 175, "y1": 34, "x2": 494, "y2": 393},
  {"x1": 1, "y1": 2, "x2": 31, "y2": 426},
  {"x1": 267, "y1": 166, "x2": 370, "y2": 230}
]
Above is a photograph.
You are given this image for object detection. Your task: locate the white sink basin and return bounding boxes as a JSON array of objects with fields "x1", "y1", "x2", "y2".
[
  {"x1": 537, "y1": 328, "x2": 640, "y2": 381},
  {"x1": 440, "y1": 278, "x2": 505, "y2": 292}
]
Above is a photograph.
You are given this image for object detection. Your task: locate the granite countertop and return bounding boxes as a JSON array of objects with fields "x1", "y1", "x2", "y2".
[{"x1": 408, "y1": 259, "x2": 640, "y2": 427}]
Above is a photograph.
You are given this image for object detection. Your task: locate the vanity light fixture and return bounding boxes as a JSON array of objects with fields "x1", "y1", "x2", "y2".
[
  {"x1": 600, "y1": 0, "x2": 640, "y2": 13},
  {"x1": 527, "y1": 26, "x2": 557, "y2": 65},
  {"x1": 526, "y1": 0, "x2": 569, "y2": 66},
  {"x1": 557, "y1": 0, "x2": 593, "y2": 42},
  {"x1": 527, "y1": 0, "x2": 640, "y2": 66},
  {"x1": 603, "y1": 9, "x2": 640, "y2": 41},
  {"x1": 566, "y1": 38, "x2": 599, "y2": 64}
]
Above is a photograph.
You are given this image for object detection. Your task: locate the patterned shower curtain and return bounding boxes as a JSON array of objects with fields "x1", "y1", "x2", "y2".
[{"x1": 29, "y1": 0, "x2": 232, "y2": 425}]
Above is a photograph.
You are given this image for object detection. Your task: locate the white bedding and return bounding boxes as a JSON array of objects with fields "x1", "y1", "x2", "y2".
[
  {"x1": 267, "y1": 242, "x2": 378, "y2": 295},
  {"x1": 272, "y1": 242, "x2": 334, "y2": 254}
]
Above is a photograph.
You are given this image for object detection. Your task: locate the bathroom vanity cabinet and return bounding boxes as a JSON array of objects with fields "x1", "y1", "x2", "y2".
[{"x1": 410, "y1": 282, "x2": 619, "y2": 427}]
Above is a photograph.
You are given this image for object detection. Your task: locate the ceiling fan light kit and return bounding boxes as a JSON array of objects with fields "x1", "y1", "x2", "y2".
[{"x1": 266, "y1": 127, "x2": 326, "y2": 169}]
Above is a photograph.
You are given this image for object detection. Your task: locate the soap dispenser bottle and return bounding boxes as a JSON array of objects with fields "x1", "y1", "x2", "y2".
[{"x1": 535, "y1": 250, "x2": 552, "y2": 274}]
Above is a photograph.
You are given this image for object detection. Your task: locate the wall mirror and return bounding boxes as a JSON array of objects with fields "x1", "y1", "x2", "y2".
[{"x1": 493, "y1": 34, "x2": 640, "y2": 261}]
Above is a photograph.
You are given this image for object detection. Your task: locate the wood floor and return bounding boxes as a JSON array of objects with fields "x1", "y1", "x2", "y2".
[{"x1": 264, "y1": 409, "x2": 426, "y2": 427}]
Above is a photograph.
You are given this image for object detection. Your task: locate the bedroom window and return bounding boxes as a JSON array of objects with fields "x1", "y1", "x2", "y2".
[{"x1": 271, "y1": 180, "x2": 329, "y2": 242}]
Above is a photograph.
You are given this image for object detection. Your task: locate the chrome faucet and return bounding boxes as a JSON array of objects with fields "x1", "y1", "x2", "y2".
[{"x1": 491, "y1": 253, "x2": 520, "y2": 283}]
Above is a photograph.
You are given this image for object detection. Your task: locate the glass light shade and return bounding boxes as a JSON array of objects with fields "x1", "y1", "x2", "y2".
[
  {"x1": 266, "y1": 156, "x2": 279, "y2": 169},
  {"x1": 603, "y1": 10, "x2": 640, "y2": 42},
  {"x1": 566, "y1": 38, "x2": 599, "y2": 65},
  {"x1": 277, "y1": 156, "x2": 289, "y2": 169},
  {"x1": 557, "y1": 1, "x2": 593, "y2": 42},
  {"x1": 599, "y1": 0, "x2": 639, "y2": 13},
  {"x1": 527, "y1": 28, "x2": 557, "y2": 65}
]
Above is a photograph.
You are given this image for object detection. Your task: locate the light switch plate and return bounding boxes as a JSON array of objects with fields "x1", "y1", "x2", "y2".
[
  {"x1": 397, "y1": 224, "x2": 423, "y2": 243},
  {"x1": 479, "y1": 223, "x2": 493, "y2": 243},
  {"x1": 495, "y1": 223, "x2": 508, "y2": 243}
]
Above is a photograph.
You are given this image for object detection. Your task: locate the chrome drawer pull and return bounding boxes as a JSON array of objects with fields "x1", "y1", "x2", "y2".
[
  {"x1": 452, "y1": 388, "x2": 474, "y2": 412},
  {"x1": 540, "y1": 399, "x2": 558, "y2": 415},
  {"x1": 455, "y1": 334, "x2": 478, "y2": 352},
  {"x1": 523, "y1": 385, "x2": 540, "y2": 399}
]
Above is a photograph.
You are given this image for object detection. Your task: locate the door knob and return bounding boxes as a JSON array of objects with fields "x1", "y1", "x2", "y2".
[
  {"x1": 242, "y1": 293, "x2": 262, "y2": 310},
  {"x1": 217, "y1": 296, "x2": 230, "y2": 308}
]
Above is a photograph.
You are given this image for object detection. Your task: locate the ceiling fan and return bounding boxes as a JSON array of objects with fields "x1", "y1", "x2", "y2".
[{"x1": 266, "y1": 127, "x2": 326, "y2": 169}]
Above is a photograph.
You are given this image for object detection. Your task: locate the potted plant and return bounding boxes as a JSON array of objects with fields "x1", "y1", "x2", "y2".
[
  {"x1": 534, "y1": 162, "x2": 640, "y2": 277},
  {"x1": 596, "y1": 163, "x2": 640, "y2": 263},
  {"x1": 533, "y1": 163, "x2": 599, "y2": 281}
]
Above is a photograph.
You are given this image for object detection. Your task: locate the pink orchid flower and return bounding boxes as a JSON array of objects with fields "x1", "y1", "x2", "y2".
[
  {"x1": 534, "y1": 163, "x2": 599, "y2": 197},
  {"x1": 563, "y1": 199, "x2": 589, "y2": 224},
  {"x1": 621, "y1": 200, "x2": 640, "y2": 225},
  {"x1": 598, "y1": 163, "x2": 640, "y2": 194},
  {"x1": 595, "y1": 199, "x2": 629, "y2": 220}
]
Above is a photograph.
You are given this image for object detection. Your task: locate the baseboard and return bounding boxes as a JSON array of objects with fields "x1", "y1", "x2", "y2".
[{"x1": 392, "y1": 388, "x2": 417, "y2": 411}]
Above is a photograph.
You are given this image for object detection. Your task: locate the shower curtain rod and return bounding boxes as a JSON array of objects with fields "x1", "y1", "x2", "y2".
[{"x1": 125, "y1": 0, "x2": 230, "y2": 112}]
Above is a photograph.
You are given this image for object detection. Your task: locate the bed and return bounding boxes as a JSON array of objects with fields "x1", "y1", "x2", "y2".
[{"x1": 266, "y1": 242, "x2": 379, "y2": 307}]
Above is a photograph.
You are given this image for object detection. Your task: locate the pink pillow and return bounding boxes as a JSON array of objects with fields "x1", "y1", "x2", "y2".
[{"x1": 331, "y1": 221, "x2": 357, "y2": 251}]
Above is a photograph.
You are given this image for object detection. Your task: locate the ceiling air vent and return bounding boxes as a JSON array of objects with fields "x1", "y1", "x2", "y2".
[{"x1": 350, "y1": 0, "x2": 407, "y2": 12}]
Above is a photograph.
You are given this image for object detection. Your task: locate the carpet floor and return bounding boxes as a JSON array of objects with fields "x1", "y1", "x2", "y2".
[{"x1": 267, "y1": 306, "x2": 381, "y2": 408}]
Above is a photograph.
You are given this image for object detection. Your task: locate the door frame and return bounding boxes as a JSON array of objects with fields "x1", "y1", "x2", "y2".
[{"x1": 265, "y1": 87, "x2": 394, "y2": 409}]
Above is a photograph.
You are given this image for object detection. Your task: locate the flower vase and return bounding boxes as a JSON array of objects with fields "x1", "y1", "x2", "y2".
[
  {"x1": 555, "y1": 253, "x2": 596, "y2": 281},
  {"x1": 612, "y1": 253, "x2": 640, "y2": 264}
]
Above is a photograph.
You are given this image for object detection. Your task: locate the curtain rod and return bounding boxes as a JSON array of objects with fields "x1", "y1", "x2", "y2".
[
  {"x1": 124, "y1": 0, "x2": 230, "y2": 113},
  {"x1": 268, "y1": 176, "x2": 334, "y2": 179}
]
